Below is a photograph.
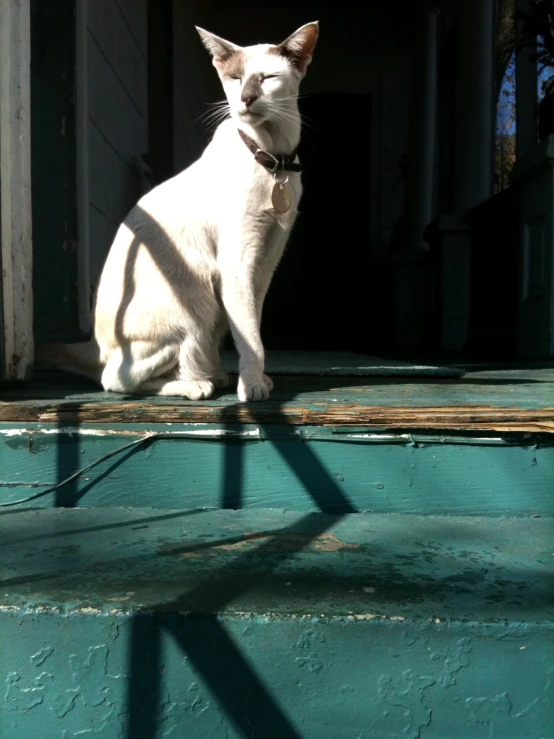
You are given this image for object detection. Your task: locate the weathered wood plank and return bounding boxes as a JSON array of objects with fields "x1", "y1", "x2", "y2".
[
  {"x1": 2, "y1": 367, "x2": 553, "y2": 431},
  {"x1": 0, "y1": 400, "x2": 553, "y2": 432}
]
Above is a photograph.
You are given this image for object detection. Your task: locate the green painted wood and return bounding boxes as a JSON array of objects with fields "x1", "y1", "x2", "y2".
[
  {"x1": 5, "y1": 365, "x2": 554, "y2": 410},
  {"x1": 31, "y1": 0, "x2": 81, "y2": 343},
  {"x1": 220, "y1": 350, "x2": 465, "y2": 377},
  {"x1": 1, "y1": 423, "x2": 553, "y2": 515},
  {"x1": 0, "y1": 508, "x2": 552, "y2": 738}
]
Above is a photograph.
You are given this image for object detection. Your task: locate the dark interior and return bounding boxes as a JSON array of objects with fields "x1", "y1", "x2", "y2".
[{"x1": 262, "y1": 93, "x2": 373, "y2": 352}]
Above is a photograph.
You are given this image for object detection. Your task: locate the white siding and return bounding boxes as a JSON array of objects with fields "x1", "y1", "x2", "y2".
[{"x1": 77, "y1": 0, "x2": 148, "y2": 327}]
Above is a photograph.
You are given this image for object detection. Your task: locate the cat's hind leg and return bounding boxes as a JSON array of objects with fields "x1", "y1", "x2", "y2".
[
  {"x1": 102, "y1": 342, "x2": 215, "y2": 399},
  {"x1": 173, "y1": 334, "x2": 225, "y2": 396},
  {"x1": 134, "y1": 335, "x2": 222, "y2": 399},
  {"x1": 101, "y1": 341, "x2": 179, "y2": 394}
]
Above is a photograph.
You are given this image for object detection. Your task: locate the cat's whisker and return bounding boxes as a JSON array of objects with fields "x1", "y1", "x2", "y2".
[
  {"x1": 197, "y1": 101, "x2": 230, "y2": 124},
  {"x1": 268, "y1": 103, "x2": 316, "y2": 133},
  {"x1": 202, "y1": 106, "x2": 230, "y2": 119},
  {"x1": 204, "y1": 106, "x2": 230, "y2": 117},
  {"x1": 201, "y1": 115, "x2": 229, "y2": 129},
  {"x1": 200, "y1": 106, "x2": 231, "y2": 128},
  {"x1": 299, "y1": 115, "x2": 319, "y2": 134},
  {"x1": 271, "y1": 102, "x2": 318, "y2": 133}
]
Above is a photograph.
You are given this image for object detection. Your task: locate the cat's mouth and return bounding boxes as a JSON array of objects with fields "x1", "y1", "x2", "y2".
[{"x1": 239, "y1": 108, "x2": 264, "y2": 123}]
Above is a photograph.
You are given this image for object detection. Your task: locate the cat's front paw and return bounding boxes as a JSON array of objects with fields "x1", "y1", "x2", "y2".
[
  {"x1": 181, "y1": 379, "x2": 214, "y2": 400},
  {"x1": 238, "y1": 375, "x2": 271, "y2": 402}
]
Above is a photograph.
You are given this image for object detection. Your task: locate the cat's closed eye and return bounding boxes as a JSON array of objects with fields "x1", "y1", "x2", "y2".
[{"x1": 262, "y1": 74, "x2": 279, "y2": 80}]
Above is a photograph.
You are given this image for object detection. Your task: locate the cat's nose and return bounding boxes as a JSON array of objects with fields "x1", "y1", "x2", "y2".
[{"x1": 241, "y1": 94, "x2": 258, "y2": 108}]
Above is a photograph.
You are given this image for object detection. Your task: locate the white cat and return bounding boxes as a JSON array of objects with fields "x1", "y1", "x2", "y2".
[{"x1": 37, "y1": 22, "x2": 318, "y2": 402}]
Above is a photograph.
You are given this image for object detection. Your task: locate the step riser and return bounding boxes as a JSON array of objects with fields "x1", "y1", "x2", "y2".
[
  {"x1": 1, "y1": 612, "x2": 551, "y2": 739},
  {"x1": 2, "y1": 424, "x2": 553, "y2": 515}
]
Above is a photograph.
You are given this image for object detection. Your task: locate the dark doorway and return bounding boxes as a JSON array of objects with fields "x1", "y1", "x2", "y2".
[
  {"x1": 147, "y1": 0, "x2": 174, "y2": 184},
  {"x1": 31, "y1": 0, "x2": 80, "y2": 343},
  {"x1": 262, "y1": 93, "x2": 372, "y2": 352}
]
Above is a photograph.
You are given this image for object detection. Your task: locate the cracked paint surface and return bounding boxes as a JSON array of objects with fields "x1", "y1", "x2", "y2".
[
  {"x1": 0, "y1": 508, "x2": 552, "y2": 737},
  {"x1": 1, "y1": 615, "x2": 552, "y2": 738}
]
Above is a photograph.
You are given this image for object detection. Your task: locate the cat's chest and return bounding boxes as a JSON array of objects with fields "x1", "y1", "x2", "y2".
[{"x1": 247, "y1": 168, "x2": 302, "y2": 227}]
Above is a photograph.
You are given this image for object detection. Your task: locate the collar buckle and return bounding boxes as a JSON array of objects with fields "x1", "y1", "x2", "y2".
[{"x1": 254, "y1": 148, "x2": 281, "y2": 173}]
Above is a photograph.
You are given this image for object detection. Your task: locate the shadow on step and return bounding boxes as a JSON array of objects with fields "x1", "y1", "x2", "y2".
[
  {"x1": 123, "y1": 407, "x2": 355, "y2": 738},
  {"x1": 44, "y1": 389, "x2": 356, "y2": 736},
  {"x1": 126, "y1": 513, "x2": 350, "y2": 739}
]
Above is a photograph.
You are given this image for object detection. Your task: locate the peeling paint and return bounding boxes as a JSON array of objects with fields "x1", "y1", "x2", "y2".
[
  {"x1": 0, "y1": 427, "x2": 262, "y2": 440},
  {"x1": 160, "y1": 531, "x2": 361, "y2": 554}
]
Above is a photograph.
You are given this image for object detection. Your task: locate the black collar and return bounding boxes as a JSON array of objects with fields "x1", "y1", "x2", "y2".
[{"x1": 238, "y1": 129, "x2": 302, "y2": 173}]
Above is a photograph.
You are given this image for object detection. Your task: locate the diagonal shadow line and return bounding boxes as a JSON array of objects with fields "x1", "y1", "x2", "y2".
[
  {"x1": 121, "y1": 420, "x2": 353, "y2": 737},
  {"x1": 0, "y1": 512, "x2": 342, "y2": 592},
  {"x1": 114, "y1": 232, "x2": 141, "y2": 386},
  {"x1": 7, "y1": 508, "x2": 205, "y2": 545},
  {"x1": 149, "y1": 511, "x2": 345, "y2": 739},
  {"x1": 167, "y1": 619, "x2": 301, "y2": 738},
  {"x1": 269, "y1": 427, "x2": 357, "y2": 513}
]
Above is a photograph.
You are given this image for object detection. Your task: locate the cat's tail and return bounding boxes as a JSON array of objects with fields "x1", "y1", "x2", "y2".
[{"x1": 35, "y1": 340, "x2": 103, "y2": 384}]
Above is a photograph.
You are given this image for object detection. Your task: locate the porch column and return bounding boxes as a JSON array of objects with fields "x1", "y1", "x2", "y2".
[
  {"x1": 393, "y1": 2, "x2": 439, "y2": 351},
  {"x1": 438, "y1": 0, "x2": 495, "y2": 352},
  {"x1": 515, "y1": 0, "x2": 538, "y2": 158},
  {"x1": 453, "y1": 0, "x2": 495, "y2": 212}
]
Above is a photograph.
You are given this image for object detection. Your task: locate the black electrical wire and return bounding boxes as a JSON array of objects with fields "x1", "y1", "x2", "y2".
[{"x1": 0, "y1": 434, "x2": 156, "y2": 507}]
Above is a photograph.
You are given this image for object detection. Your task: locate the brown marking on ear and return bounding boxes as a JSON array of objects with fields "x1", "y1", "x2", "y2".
[
  {"x1": 196, "y1": 27, "x2": 242, "y2": 71},
  {"x1": 274, "y1": 21, "x2": 319, "y2": 73},
  {"x1": 220, "y1": 52, "x2": 246, "y2": 80}
]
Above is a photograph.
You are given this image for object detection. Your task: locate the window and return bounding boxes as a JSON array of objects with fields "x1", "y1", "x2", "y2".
[{"x1": 495, "y1": 0, "x2": 516, "y2": 193}]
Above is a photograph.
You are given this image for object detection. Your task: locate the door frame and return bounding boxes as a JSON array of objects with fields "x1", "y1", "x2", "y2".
[
  {"x1": 0, "y1": 0, "x2": 33, "y2": 380},
  {"x1": 76, "y1": 0, "x2": 91, "y2": 334}
]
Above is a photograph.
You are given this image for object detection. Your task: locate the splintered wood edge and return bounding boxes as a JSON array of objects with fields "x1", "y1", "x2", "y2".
[{"x1": 0, "y1": 402, "x2": 553, "y2": 433}]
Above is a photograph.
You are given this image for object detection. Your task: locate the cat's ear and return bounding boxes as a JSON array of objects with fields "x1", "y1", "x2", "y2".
[
  {"x1": 196, "y1": 27, "x2": 241, "y2": 69},
  {"x1": 277, "y1": 22, "x2": 319, "y2": 74}
]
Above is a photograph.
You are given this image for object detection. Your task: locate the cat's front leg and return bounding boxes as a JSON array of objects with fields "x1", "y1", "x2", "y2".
[
  {"x1": 237, "y1": 373, "x2": 273, "y2": 402},
  {"x1": 220, "y1": 260, "x2": 270, "y2": 402}
]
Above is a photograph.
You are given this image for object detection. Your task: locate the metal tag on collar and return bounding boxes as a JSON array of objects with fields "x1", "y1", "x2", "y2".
[{"x1": 271, "y1": 173, "x2": 292, "y2": 214}]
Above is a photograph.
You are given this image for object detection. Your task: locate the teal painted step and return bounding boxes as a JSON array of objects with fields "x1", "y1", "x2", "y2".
[
  {"x1": 1, "y1": 507, "x2": 552, "y2": 738},
  {"x1": 1, "y1": 424, "x2": 553, "y2": 515}
]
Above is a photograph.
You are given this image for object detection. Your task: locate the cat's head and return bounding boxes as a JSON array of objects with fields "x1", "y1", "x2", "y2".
[{"x1": 196, "y1": 23, "x2": 319, "y2": 128}]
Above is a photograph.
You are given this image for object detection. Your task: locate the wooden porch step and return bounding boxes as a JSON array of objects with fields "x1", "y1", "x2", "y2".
[
  {"x1": 2, "y1": 366, "x2": 554, "y2": 514},
  {"x1": 1, "y1": 507, "x2": 552, "y2": 738},
  {"x1": 1, "y1": 422, "x2": 553, "y2": 515},
  {"x1": 1, "y1": 365, "x2": 554, "y2": 433}
]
